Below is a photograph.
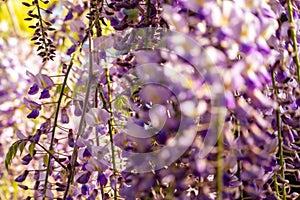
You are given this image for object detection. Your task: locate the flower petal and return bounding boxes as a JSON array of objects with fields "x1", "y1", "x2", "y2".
[
  {"x1": 85, "y1": 108, "x2": 109, "y2": 127},
  {"x1": 39, "y1": 89, "x2": 50, "y2": 99},
  {"x1": 28, "y1": 83, "x2": 39, "y2": 95},
  {"x1": 27, "y1": 109, "x2": 39, "y2": 119}
]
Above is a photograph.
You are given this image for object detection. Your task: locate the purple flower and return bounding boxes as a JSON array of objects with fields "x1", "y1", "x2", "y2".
[
  {"x1": 240, "y1": 43, "x2": 254, "y2": 54},
  {"x1": 24, "y1": 98, "x2": 41, "y2": 118},
  {"x1": 296, "y1": 98, "x2": 300, "y2": 107},
  {"x1": 64, "y1": 10, "x2": 73, "y2": 21},
  {"x1": 26, "y1": 71, "x2": 54, "y2": 90},
  {"x1": 97, "y1": 172, "x2": 108, "y2": 186},
  {"x1": 99, "y1": 50, "x2": 106, "y2": 59},
  {"x1": 27, "y1": 109, "x2": 39, "y2": 119},
  {"x1": 81, "y1": 161, "x2": 88, "y2": 171},
  {"x1": 155, "y1": 131, "x2": 167, "y2": 144},
  {"x1": 21, "y1": 154, "x2": 33, "y2": 165},
  {"x1": 83, "y1": 148, "x2": 92, "y2": 158},
  {"x1": 87, "y1": 189, "x2": 98, "y2": 200},
  {"x1": 55, "y1": 182, "x2": 66, "y2": 189},
  {"x1": 15, "y1": 170, "x2": 29, "y2": 182},
  {"x1": 85, "y1": 108, "x2": 110, "y2": 127},
  {"x1": 33, "y1": 171, "x2": 39, "y2": 180},
  {"x1": 28, "y1": 83, "x2": 39, "y2": 95},
  {"x1": 39, "y1": 89, "x2": 50, "y2": 99},
  {"x1": 77, "y1": 172, "x2": 91, "y2": 184},
  {"x1": 139, "y1": 84, "x2": 172, "y2": 104},
  {"x1": 81, "y1": 184, "x2": 89, "y2": 195},
  {"x1": 30, "y1": 129, "x2": 41, "y2": 142},
  {"x1": 67, "y1": 45, "x2": 76, "y2": 56},
  {"x1": 74, "y1": 101, "x2": 82, "y2": 116},
  {"x1": 110, "y1": 175, "x2": 117, "y2": 190},
  {"x1": 0, "y1": 90, "x2": 7, "y2": 97},
  {"x1": 16, "y1": 130, "x2": 27, "y2": 140},
  {"x1": 40, "y1": 119, "x2": 51, "y2": 133},
  {"x1": 61, "y1": 108, "x2": 70, "y2": 124},
  {"x1": 18, "y1": 184, "x2": 29, "y2": 190},
  {"x1": 24, "y1": 98, "x2": 41, "y2": 110},
  {"x1": 68, "y1": 130, "x2": 74, "y2": 147},
  {"x1": 66, "y1": 195, "x2": 73, "y2": 200}
]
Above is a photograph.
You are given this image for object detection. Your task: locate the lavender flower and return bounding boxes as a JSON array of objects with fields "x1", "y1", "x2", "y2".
[
  {"x1": 97, "y1": 172, "x2": 108, "y2": 186},
  {"x1": 28, "y1": 84, "x2": 39, "y2": 95},
  {"x1": 77, "y1": 172, "x2": 92, "y2": 184},
  {"x1": 15, "y1": 170, "x2": 29, "y2": 182},
  {"x1": 61, "y1": 108, "x2": 70, "y2": 124},
  {"x1": 39, "y1": 89, "x2": 50, "y2": 99},
  {"x1": 85, "y1": 108, "x2": 110, "y2": 127},
  {"x1": 3, "y1": 0, "x2": 300, "y2": 199}
]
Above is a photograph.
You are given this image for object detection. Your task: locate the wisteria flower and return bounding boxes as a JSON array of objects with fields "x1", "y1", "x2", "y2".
[
  {"x1": 23, "y1": 98, "x2": 41, "y2": 119},
  {"x1": 85, "y1": 108, "x2": 110, "y2": 127},
  {"x1": 26, "y1": 71, "x2": 54, "y2": 99},
  {"x1": 15, "y1": 170, "x2": 29, "y2": 182},
  {"x1": 3, "y1": 0, "x2": 300, "y2": 199}
]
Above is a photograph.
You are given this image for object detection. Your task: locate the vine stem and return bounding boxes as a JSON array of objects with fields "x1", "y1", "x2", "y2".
[
  {"x1": 235, "y1": 118, "x2": 244, "y2": 199},
  {"x1": 43, "y1": 56, "x2": 73, "y2": 197},
  {"x1": 146, "y1": 0, "x2": 150, "y2": 21},
  {"x1": 271, "y1": 70, "x2": 286, "y2": 200},
  {"x1": 34, "y1": 141, "x2": 67, "y2": 170},
  {"x1": 273, "y1": 173, "x2": 280, "y2": 197},
  {"x1": 63, "y1": 32, "x2": 93, "y2": 199},
  {"x1": 216, "y1": 135, "x2": 224, "y2": 200},
  {"x1": 105, "y1": 65, "x2": 118, "y2": 200},
  {"x1": 14, "y1": 139, "x2": 67, "y2": 170},
  {"x1": 287, "y1": 0, "x2": 300, "y2": 83},
  {"x1": 216, "y1": 106, "x2": 224, "y2": 200}
]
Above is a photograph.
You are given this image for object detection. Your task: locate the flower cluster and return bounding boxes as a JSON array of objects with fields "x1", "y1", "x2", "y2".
[{"x1": 2, "y1": 0, "x2": 300, "y2": 200}]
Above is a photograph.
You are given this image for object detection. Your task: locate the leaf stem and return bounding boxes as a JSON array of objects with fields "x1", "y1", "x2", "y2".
[
  {"x1": 43, "y1": 56, "x2": 73, "y2": 198},
  {"x1": 146, "y1": 0, "x2": 151, "y2": 21},
  {"x1": 34, "y1": 141, "x2": 67, "y2": 170},
  {"x1": 63, "y1": 32, "x2": 93, "y2": 199},
  {"x1": 287, "y1": 0, "x2": 300, "y2": 83},
  {"x1": 235, "y1": 117, "x2": 244, "y2": 199},
  {"x1": 216, "y1": 110, "x2": 224, "y2": 200},
  {"x1": 34, "y1": 0, "x2": 48, "y2": 58},
  {"x1": 271, "y1": 70, "x2": 286, "y2": 200},
  {"x1": 105, "y1": 66, "x2": 118, "y2": 200},
  {"x1": 273, "y1": 173, "x2": 280, "y2": 197}
]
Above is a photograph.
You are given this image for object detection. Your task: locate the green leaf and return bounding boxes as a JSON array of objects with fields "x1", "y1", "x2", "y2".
[
  {"x1": 65, "y1": 100, "x2": 72, "y2": 107},
  {"x1": 5, "y1": 141, "x2": 19, "y2": 170},
  {"x1": 123, "y1": 8, "x2": 139, "y2": 20},
  {"x1": 114, "y1": 95, "x2": 130, "y2": 117},
  {"x1": 43, "y1": 154, "x2": 48, "y2": 166},
  {"x1": 12, "y1": 142, "x2": 19, "y2": 158},
  {"x1": 19, "y1": 141, "x2": 26, "y2": 156},
  {"x1": 54, "y1": 84, "x2": 62, "y2": 96},
  {"x1": 29, "y1": 142, "x2": 35, "y2": 157},
  {"x1": 22, "y1": 2, "x2": 32, "y2": 7},
  {"x1": 5, "y1": 150, "x2": 12, "y2": 170},
  {"x1": 63, "y1": 85, "x2": 70, "y2": 95},
  {"x1": 60, "y1": 168, "x2": 67, "y2": 182},
  {"x1": 114, "y1": 95, "x2": 129, "y2": 111}
]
